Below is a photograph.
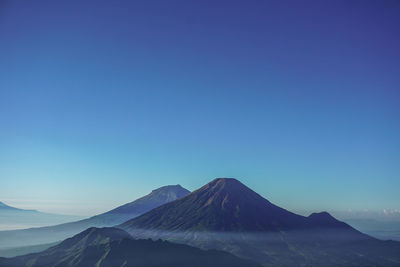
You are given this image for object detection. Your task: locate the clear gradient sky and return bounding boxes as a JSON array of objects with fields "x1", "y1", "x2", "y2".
[{"x1": 0, "y1": 0, "x2": 399, "y2": 216}]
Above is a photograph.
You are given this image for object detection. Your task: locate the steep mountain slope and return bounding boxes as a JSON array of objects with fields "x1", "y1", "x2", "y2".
[
  {"x1": 89, "y1": 184, "x2": 190, "y2": 225},
  {"x1": 0, "y1": 201, "x2": 82, "y2": 231},
  {"x1": 0, "y1": 185, "x2": 190, "y2": 252},
  {"x1": 120, "y1": 178, "x2": 400, "y2": 266},
  {"x1": 121, "y1": 178, "x2": 353, "y2": 232},
  {"x1": 0, "y1": 227, "x2": 261, "y2": 267}
]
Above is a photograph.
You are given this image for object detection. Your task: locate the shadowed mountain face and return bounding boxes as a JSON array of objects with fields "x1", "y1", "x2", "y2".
[
  {"x1": 91, "y1": 184, "x2": 190, "y2": 225},
  {"x1": 0, "y1": 185, "x2": 190, "y2": 252},
  {"x1": 120, "y1": 178, "x2": 400, "y2": 266},
  {"x1": 121, "y1": 178, "x2": 350, "y2": 232},
  {"x1": 0, "y1": 227, "x2": 261, "y2": 267}
]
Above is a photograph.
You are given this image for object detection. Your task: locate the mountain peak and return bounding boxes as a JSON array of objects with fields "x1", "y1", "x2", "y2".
[
  {"x1": 148, "y1": 184, "x2": 190, "y2": 200},
  {"x1": 121, "y1": 177, "x2": 307, "y2": 232},
  {"x1": 151, "y1": 184, "x2": 189, "y2": 194},
  {"x1": 308, "y1": 212, "x2": 352, "y2": 229},
  {"x1": 309, "y1": 211, "x2": 333, "y2": 218},
  {"x1": 211, "y1": 177, "x2": 242, "y2": 183},
  {"x1": 197, "y1": 177, "x2": 250, "y2": 196},
  {"x1": 207, "y1": 177, "x2": 242, "y2": 187},
  {"x1": 102, "y1": 184, "x2": 190, "y2": 218},
  {"x1": 308, "y1": 211, "x2": 339, "y2": 223},
  {"x1": 0, "y1": 185, "x2": 190, "y2": 250}
]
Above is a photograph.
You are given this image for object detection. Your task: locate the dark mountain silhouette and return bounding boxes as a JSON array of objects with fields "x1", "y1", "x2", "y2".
[
  {"x1": 0, "y1": 227, "x2": 261, "y2": 267},
  {"x1": 308, "y1": 211, "x2": 352, "y2": 228},
  {"x1": 120, "y1": 178, "x2": 400, "y2": 266},
  {"x1": 121, "y1": 178, "x2": 351, "y2": 232},
  {"x1": 0, "y1": 185, "x2": 190, "y2": 253}
]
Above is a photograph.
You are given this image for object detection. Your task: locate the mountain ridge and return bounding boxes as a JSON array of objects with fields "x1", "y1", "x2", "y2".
[
  {"x1": 0, "y1": 227, "x2": 261, "y2": 267},
  {"x1": 0, "y1": 185, "x2": 190, "y2": 253},
  {"x1": 98, "y1": 184, "x2": 189, "y2": 218},
  {"x1": 120, "y1": 177, "x2": 400, "y2": 266},
  {"x1": 121, "y1": 178, "x2": 348, "y2": 232}
]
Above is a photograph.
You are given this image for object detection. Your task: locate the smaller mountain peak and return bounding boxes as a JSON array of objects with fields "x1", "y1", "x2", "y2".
[
  {"x1": 309, "y1": 211, "x2": 334, "y2": 219},
  {"x1": 103, "y1": 185, "x2": 190, "y2": 217},
  {"x1": 153, "y1": 184, "x2": 180, "y2": 190},
  {"x1": 308, "y1": 211, "x2": 351, "y2": 229},
  {"x1": 151, "y1": 184, "x2": 190, "y2": 195},
  {"x1": 168, "y1": 184, "x2": 185, "y2": 190}
]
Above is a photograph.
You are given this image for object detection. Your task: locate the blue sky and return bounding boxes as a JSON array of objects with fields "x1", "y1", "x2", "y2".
[{"x1": 0, "y1": 0, "x2": 399, "y2": 216}]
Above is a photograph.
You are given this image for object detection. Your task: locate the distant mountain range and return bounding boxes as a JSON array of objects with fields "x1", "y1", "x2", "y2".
[
  {"x1": 1, "y1": 178, "x2": 400, "y2": 266},
  {"x1": 0, "y1": 185, "x2": 190, "y2": 252},
  {"x1": 0, "y1": 201, "x2": 82, "y2": 231},
  {"x1": 0, "y1": 227, "x2": 261, "y2": 267},
  {"x1": 120, "y1": 178, "x2": 400, "y2": 266}
]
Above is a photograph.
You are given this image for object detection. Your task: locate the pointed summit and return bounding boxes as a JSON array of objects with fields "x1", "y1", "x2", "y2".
[
  {"x1": 147, "y1": 184, "x2": 190, "y2": 202},
  {"x1": 121, "y1": 178, "x2": 307, "y2": 232},
  {"x1": 190, "y1": 177, "x2": 276, "y2": 213},
  {"x1": 197, "y1": 178, "x2": 250, "y2": 197},
  {"x1": 118, "y1": 178, "x2": 385, "y2": 266},
  {"x1": 204, "y1": 177, "x2": 244, "y2": 187},
  {"x1": 309, "y1": 211, "x2": 335, "y2": 220}
]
